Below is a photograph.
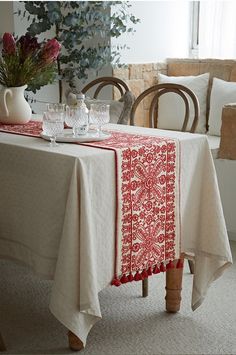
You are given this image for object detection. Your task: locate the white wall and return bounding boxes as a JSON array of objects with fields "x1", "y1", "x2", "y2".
[
  {"x1": 0, "y1": 1, "x2": 14, "y2": 35},
  {"x1": 112, "y1": 1, "x2": 191, "y2": 63}
]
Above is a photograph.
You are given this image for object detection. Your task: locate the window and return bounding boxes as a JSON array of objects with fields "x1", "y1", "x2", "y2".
[{"x1": 191, "y1": 1, "x2": 236, "y2": 59}]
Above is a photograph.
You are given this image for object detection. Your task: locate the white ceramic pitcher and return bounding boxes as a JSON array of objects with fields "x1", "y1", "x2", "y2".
[{"x1": 0, "y1": 85, "x2": 32, "y2": 124}]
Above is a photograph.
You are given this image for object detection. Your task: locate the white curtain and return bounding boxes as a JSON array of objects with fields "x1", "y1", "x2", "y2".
[{"x1": 199, "y1": 1, "x2": 236, "y2": 59}]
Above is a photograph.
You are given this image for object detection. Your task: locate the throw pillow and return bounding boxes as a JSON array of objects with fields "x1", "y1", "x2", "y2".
[
  {"x1": 218, "y1": 104, "x2": 236, "y2": 159},
  {"x1": 157, "y1": 72, "x2": 209, "y2": 133},
  {"x1": 208, "y1": 78, "x2": 236, "y2": 136}
]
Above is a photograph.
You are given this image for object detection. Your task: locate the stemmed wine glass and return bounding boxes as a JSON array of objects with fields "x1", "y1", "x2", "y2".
[
  {"x1": 66, "y1": 106, "x2": 89, "y2": 137},
  {"x1": 42, "y1": 111, "x2": 64, "y2": 147},
  {"x1": 89, "y1": 103, "x2": 110, "y2": 136}
]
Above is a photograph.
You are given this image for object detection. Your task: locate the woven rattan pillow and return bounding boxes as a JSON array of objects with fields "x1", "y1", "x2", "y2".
[{"x1": 218, "y1": 104, "x2": 236, "y2": 159}]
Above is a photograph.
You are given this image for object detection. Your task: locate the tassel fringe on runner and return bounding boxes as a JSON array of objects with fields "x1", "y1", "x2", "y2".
[{"x1": 111, "y1": 259, "x2": 184, "y2": 287}]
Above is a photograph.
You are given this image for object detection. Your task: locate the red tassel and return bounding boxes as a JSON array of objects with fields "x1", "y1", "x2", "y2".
[
  {"x1": 153, "y1": 264, "x2": 160, "y2": 274},
  {"x1": 111, "y1": 278, "x2": 121, "y2": 287},
  {"x1": 120, "y1": 274, "x2": 129, "y2": 283},
  {"x1": 166, "y1": 260, "x2": 175, "y2": 269},
  {"x1": 134, "y1": 271, "x2": 142, "y2": 281},
  {"x1": 141, "y1": 269, "x2": 149, "y2": 279},
  {"x1": 147, "y1": 266, "x2": 153, "y2": 276},
  {"x1": 176, "y1": 259, "x2": 184, "y2": 269},
  {"x1": 128, "y1": 273, "x2": 134, "y2": 282},
  {"x1": 160, "y1": 262, "x2": 166, "y2": 272}
]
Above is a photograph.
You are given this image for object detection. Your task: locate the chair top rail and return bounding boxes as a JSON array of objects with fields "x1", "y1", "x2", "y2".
[{"x1": 130, "y1": 83, "x2": 200, "y2": 133}]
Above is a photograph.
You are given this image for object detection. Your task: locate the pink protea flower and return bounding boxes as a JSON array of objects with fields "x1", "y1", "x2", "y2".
[
  {"x1": 2, "y1": 33, "x2": 16, "y2": 55},
  {"x1": 41, "y1": 38, "x2": 61, "y2": 64},
  {"x1": 0, "y1": 32, "x2": 60, "y2": 89},
  {"x1": 17, "y1": 33, "x2": 40, "y2": 59}
]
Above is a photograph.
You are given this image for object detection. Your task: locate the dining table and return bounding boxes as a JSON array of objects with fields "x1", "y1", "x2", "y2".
[{"x1": 0, "y1": 117, "x2": 233, "y2": 351}]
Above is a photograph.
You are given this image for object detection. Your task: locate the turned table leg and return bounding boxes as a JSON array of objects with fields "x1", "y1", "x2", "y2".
[
  {"x1": 0, "y1": 332, "x2": 6, "y2": 351},
  {"x1": 188, "y1": 259, "x2": 195, "y2": 274},
  {"x1": 68, "y1": 331, "x2": 84, "y2": 351},
  {"x1": 142, "y1": 278, "x2": 148, "y2": 297},
  {"x1": 165, "y1": 256, "x2": 184, "y2": 313}
]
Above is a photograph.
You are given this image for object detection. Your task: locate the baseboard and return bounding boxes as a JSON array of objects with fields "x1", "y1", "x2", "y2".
[{"x1": 228, "y1": 231, "x2": 236, "y2": 241}]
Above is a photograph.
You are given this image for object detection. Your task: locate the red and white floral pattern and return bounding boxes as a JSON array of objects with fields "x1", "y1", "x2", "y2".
[
  {"x1": 84, "y1": 131, "x2": 180, "y2": 284},
  {"x1": 0, "y1": 120, "x2": 42, "y2": 137}
]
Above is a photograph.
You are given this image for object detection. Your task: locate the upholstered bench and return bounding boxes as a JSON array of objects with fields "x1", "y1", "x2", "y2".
[{"x1": 164, "y1": 59, "x2": 236, "y2": 241}]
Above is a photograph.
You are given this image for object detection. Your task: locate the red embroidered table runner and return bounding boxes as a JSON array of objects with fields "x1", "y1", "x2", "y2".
[
  {"x1": 0, "y1": 121, "x2": 42, "y2": 137},
  {"x1": 0, "y1": 121, "x2": 181, "y2": 285},
  {"x1": 82, "y1": 131, "x2": 181, "y2": 286}
]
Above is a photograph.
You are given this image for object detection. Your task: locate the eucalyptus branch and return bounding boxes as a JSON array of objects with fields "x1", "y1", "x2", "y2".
[{"x1": 20, "y1": 1, "x2": 140, "y2": 94}]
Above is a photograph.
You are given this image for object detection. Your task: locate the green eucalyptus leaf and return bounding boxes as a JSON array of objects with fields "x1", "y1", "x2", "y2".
[
  {"x1": 28, "y1": 22, "x2": 45, "y2": 35},
  {"x1": 47, "y1": 10, "x2": 61, "y2": 23},
  {"x1": 47, "y1": 1, "x2": 61, "y2": 11},
  {"x1": 24, "y1": 2, "x2": 41, "y2": 15},
  {"x1": 64, "y1": 14, "x2": 78, "y2": 27}
]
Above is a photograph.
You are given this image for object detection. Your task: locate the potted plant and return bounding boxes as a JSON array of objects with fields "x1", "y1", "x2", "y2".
[{"x1": 0, "y1": 32, "x2": 61, "y2": 124}]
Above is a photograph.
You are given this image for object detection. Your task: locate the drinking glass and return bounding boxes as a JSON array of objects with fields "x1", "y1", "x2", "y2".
[
  {"x1": 66, "y1": 106, "x2": 89, "y2": 137},
  {"x1": 46, "y1": 103, "x2": 66, "y2": 113},
  {"x1": 42, "y1": 111, "x2": 64, "y2": 147},
  {"x1": 89, "y1": 103, "x2": 110, "y2": 136},
  {"x1": 46, "y1": 103, "x2": 66, "y2": 128}
]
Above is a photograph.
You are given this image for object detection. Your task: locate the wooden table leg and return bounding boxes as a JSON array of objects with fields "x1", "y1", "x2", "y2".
[
  {"x1": 68, "y1": 331, "x2": 84, "y2": 351},
  {"x1": 0, "y1": 332, "x2": 6, "y2": 351},
  {"x1": 142, "y1": 278, "x2": 148, "y2": 297},
  {"x1": 188, "y1": 259, "x2": 195, "y2": 274},
  {"x1": 165, "y1": 256, "x2": 184, "y2": 313}
]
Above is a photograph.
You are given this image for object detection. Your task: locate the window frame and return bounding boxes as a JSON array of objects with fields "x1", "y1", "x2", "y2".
[{"x1": 189, "y1": 1, "x2": 200, "y2": 58}]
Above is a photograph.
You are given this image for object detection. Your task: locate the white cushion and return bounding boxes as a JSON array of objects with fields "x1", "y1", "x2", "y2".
[
  {"x1": 207, "y1": 134, "x2": 221, "y2": 159},
  {"x1": 208, "y1": 78, "x2": 236, "y2": 136},
  {"x1": 157, "y1": 73, "x2": 209, "y2": 133}
]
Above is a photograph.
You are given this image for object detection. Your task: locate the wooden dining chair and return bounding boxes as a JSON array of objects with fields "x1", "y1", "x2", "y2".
[
  {"x1": 81, "y1": 76, "x2": 135, "y2": 125},
  {"x1": 130, "y1": 83, "x2": 199, "y2": 296},
  {"x1": 130, "y1": 82, "x2": 200, "y2": 133},
  {"x1": 82, "y1": 76, "x2": 129, "y2": 98}
]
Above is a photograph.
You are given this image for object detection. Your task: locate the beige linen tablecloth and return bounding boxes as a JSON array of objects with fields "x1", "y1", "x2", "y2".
[{"x1": 0, "y1": 123, "x2": 232, "y2": 346}]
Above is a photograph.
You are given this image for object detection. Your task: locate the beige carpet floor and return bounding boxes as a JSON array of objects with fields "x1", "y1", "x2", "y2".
[{"x1": 0, "y1": 241, "x2": 235, "y2": 355}]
